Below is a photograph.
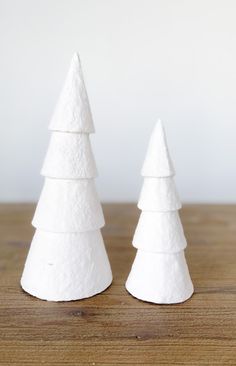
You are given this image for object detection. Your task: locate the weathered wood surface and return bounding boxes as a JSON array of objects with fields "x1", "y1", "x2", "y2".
[{"x1": 0, "y1": 204, "x2": 235, "y2": 365}]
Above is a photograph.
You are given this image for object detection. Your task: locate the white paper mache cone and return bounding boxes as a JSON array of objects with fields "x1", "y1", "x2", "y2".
[
  {"x1": 133, "y1": 211, "x2": 187, "y2": 253},
  {"x1": 49, "y1": 53, "x2": 95, "y2": 133},
  {"x1": 138, "y1": 177, "x2": 181, "y2": 212},
  {"x1": 32, "y1": 178, "x2": 104, "y2": 232},
  {"x1": 141, "y1": 120, "x2": 175, "y2": 178},
  {"x1": 21, "y1": 229, "x2": 112, "y2": 301},
  {"x1": 41, "y1": 132, "x2": 97, "y2": 179},
  {"x1": 126, "y1": 251, "x2": 193, "y2": 304}
]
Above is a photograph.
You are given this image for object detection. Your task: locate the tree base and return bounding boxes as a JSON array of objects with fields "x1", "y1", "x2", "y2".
[
  {"x1": 21, "y1": 230, "x2": 112, "y2": 302},
  {"x1": 125, "y1": 250, "x2": 194, "y2": 304}
]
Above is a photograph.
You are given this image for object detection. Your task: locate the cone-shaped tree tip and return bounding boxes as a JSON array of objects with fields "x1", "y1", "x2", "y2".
[
  {"x1": 49, "y1": 52, "x2": 95, "y2": 133},
  {"x1": 72, "y1": 52, "x2": 81, "y2": 63},
  {"x1": 141, "y1": 119, "x2": 175, "y2": 178}
]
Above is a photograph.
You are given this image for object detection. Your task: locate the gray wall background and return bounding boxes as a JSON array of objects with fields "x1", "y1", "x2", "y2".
[{"x1": 1, "y1": 0, "x2": 236, "y2": 203}]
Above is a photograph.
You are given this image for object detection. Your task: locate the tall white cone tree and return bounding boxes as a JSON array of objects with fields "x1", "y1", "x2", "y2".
[
  {"x1": 21, "y1": 53, "x2": 112, "y2": 301},
  {"x1": 126, "y1": 120, "x2": 194, "y2": 304}
]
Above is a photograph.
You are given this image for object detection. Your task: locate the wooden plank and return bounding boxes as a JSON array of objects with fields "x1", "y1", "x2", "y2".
[{"x1": 0, "y1": 204, "x2": 235, "y2": 365}]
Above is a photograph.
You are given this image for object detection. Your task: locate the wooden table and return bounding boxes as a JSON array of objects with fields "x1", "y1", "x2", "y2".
[{"x1": 0, "y1": 204, "x2": 235, "y2": 365}]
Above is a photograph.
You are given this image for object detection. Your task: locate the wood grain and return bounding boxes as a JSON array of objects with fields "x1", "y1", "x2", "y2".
[{"x1": 0, "y1": 204, "x2": 235, "y2": 365}]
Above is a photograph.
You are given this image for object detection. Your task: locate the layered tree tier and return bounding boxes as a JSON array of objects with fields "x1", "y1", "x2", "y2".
[
  {"x1": 41, "y1": 132, "x2": 97, "y2": 179},
  {"x1": 138, "y1": 177, "x2": 182, "y2": 212},
  {"x1": 21, "y1": 229, "x2": 112, "y2": 301},
  {"x1": 32, "y1": 178, "x2": 105, "y2": 232},
  {"x1": 126, "y1": 250, "x2": 194, "y2": 304},
  {"x1": 133, "y1": 211, "x2": 187, "y2": 252}
]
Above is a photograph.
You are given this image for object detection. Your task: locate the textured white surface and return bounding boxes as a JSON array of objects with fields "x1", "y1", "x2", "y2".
[
  {"x1": 138, "y1": 177, "x2": 182, "y2": 212},
  {"x1": 41, "y1": 132, "x2": 97, "y2": 179},
  {"x1": 141, "y1": 120, "x2": 175, "y2": 178},
  {"x1": 133, "y1": 211, "x2": 187, "y2": 253},
  {"x1": 21, "y1": 229, "x2": 112, "y2": 301},
  {"x1": 126, "y1": 119, "x2": 193, "y2": 304},
  {"x1": 21, "y1": 52, "x2": 113, "y2": 301},
  {"x1": 32, "y1": 178, "x2": 104, "y2": 232},
  {"x1": 126, "y1": 251, "x2": 193, "y2": 304},
  {"x1": 49, "y1": 53, "x2": 95, "y2": 133}
]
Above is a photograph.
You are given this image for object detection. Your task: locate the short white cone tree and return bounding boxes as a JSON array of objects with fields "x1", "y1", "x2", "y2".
[
  {"x1": 125, "y1": 120, "x2": 194, "y2": 304},
  {"x1": 21, "y1": 53, "x2": 112, "y2": 301}
]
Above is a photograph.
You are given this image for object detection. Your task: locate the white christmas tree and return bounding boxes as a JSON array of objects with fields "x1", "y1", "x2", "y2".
[
  {"x1": 125, "y1": 120, "x2": 194, "y2": 304},
  {"x1": 21, "y1": 53, "x2": 112, "y2": 301}
]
